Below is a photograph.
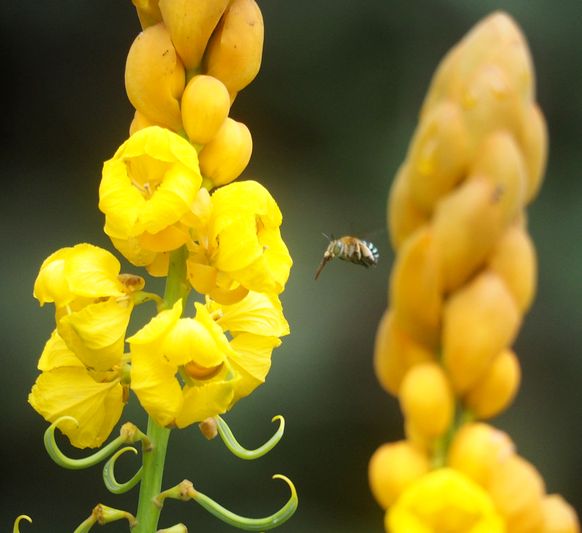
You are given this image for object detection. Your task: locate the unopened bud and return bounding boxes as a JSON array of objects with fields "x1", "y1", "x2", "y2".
[
  {"x1": 159, "y1": 0, "x2": 229, "y2": 70},
  {"x1": 204, "y1": 0, "x2": 264, "y2": 94},
  {"x1": 199, "y1": 118, "x2": 252, "y2": 186},
  {"x1": 487, "y1": 454, "x2": 546, "y2": 532},
  {"x1": 390, "y1": 226, "x2": 442, "y2": 349},
  {"x1": 125, "y1": 23, "x2": 185, "y2": 131},
  {"x1": 129, "y1": 109, "x2": 155, "y2": 136},
  {"x1": 488, "y1": 224, "x2": 537, "y2": 313},
  {"x1": 447, "y1": 422, "x2": 514, "y2": 486},
  {"x1": 399, "y1": 362, "x2": 454, "y2": 439},
  {"x1": 132, "y1": 0, "x2": 162, "y2": 29},
  {"x1": 368, "y1": 440, "x2": 429, "y2": 509},
  {"x1": 373, "y1": 310, "x2": 434, "y2": 396},
  {"x1": 181, "y1": 75, "x2": 231, "y2": 145},
  {"x1": 464, "y1": 348, "x2": 521, "y2": 419},
  {"x1": 443, "y1": 271, "x2": 521, "y2": 393},
  {"x1": 542, "y1": 494, "x2": 580, "y2": 533}
]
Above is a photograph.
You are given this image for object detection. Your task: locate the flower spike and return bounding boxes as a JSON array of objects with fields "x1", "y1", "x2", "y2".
[
  {"x1": 103, "y1": 446, "x2": 143, "y2": 494},
  {"x1": 44, "y1": 417, "x2": 146, "y2": 470},
  {"x1": 215, "y1": 415, "x2": 285, "y2": 460},
  {"x1": 12, "y1": 515, "x2": 32, "y2": 533},
  {"x1": 190, "y1": 475, "x2": 298, "y2": 531}
]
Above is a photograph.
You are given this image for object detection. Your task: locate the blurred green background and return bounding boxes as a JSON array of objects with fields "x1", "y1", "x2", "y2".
[{"x1": 1, "y1": 0, "x2": 581, "y2": 531}]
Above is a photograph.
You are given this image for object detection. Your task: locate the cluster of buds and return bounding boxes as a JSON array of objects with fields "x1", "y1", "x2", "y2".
[
  {"x1": 127, "y1": 0, "x2": 261, "y2": 189},
  {"x1": 370, "y1": 12, "x2": 579, "y2": 532},
  {"x1": 29, "y1": 0, "x2": 292, "y2": 449}
]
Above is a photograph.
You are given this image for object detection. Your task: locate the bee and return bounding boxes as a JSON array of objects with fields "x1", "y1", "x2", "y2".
[{"x1": 315, "y1": 235, "x2": 379, "y2": 280}]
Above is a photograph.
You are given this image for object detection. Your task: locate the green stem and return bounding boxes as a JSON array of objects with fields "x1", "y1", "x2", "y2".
[
  {"x1": 133, "y1": 418, "x2": 171, "y2": 532},
  {"x1": 134, "y1": 247, "x2": 190, "y2": 532}
]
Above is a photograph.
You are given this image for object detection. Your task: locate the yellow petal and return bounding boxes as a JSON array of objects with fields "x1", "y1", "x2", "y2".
[
  {"x1": 58, "y1": 299, "x2": 132, "y2": 371},
  {"x1": 127, "y1": 300, "x2": 182, "y2": 345},
  {"x1": 215, "y1": 291, "x2": 289, "y2": 337},
  {"x1": 38, "y1": 330, "x2": 84, "y2": 372},
  {"x1": 28, "y1": 367, "x2": 124, "y2": 448},
  {"x1": 130, "y1": 344, "x2": 182, "y2": 428},
  {"x1": 175, "y1": 378, "x2": 236, "y2": 428}
]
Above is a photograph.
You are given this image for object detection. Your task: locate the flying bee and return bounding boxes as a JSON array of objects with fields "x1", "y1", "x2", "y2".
[{"x1": 315, "y1": 235, "x2": 379, "y2": 280}]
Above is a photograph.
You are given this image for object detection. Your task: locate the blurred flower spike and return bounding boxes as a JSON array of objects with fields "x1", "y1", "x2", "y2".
[
  {"x1": 370, "y1": 11, "x2": 580, "y2": 533},
  {"x1": 27, "y1": 1, "x2": 296, "y2": 531}
]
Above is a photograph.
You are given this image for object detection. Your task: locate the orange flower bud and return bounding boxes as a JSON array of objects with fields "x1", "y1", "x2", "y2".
[
  {"x1": 447, "y1": 422, "x2": 515, "y2": 487},
  {"x1": 198, "y1": 118, "x2": 252, "y2": 187},
  {"x1": 488, "y1": 224, "x2": 537, "y2": 312},
  {"x1": 373, "y1": 310, "x2": 434, "y2": 396},
  {"x1": 433, "y1": 171, "x2": 520, "y2": 293},
  {"x1": 388, "y1": 165, "x2": 429, "y2": 250},
  {"x1": 399, "y1": 362, "x2": 454, "y2": 439},
  {"x1": 542, "y1": 494, "x2": 581, "y2": 533},
  {"x1": 204, "y1": 0, "x2": 264, "y2": 94},
  {"x1": 125, "y1": 23, "x2": 185, "y2": 131},
  {"x1": 443, "y1": 271, "x2": 521, "y2": 393},
  {"x1": 131, "y1": 0, "x2": 162, "y2": 29},
  {"x1": 368, "y1": 440, "x2": 429, "y2": 509},
  {"x1": 129, "y1": 109, "x2": 154, "y2": 136},
  {"x1": 159, "y1": 0, "x2": 229, "y2": 70},
  {"x1": 181, "y1": 75, "x2": 231, "y2": 145},
  {"x1": 407, "y1": 101, "x2": 469, "y2": 213},
  {"x1": 520, "y1": 104, "x2": 548, "y2": 203},
  {"x1": 487, "y1": 454, "x2": 546, "y2": 533},
  {"x1": 463, "y1": 349, "x2": 521, "y2": 419},
  {"x1": 389, "y1": 226, "x2": 442, "y2": 349}
]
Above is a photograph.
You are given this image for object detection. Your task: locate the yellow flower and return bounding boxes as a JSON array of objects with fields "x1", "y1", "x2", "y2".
[
  {"x1": 186, "y1": 180, "x2": 292, "y2": 303},
  {"x1": 99, "y1": 126, "x2": 202, "y2": 271},
  {"x1": 129, "y1": 300, "x2": 238, "y2": 428},
  {"x1": 387, "y1": 468, "x2": 505, "y2": 533},
  {"x1": 33, "y1": 244, "x2": 143, "y2": 371},
  {"x1": 28, "y1": 331, "x2": 125, "y2": 448},
  {"x1": 129, "y1": 290, "x2": 288, "y2": 428}
]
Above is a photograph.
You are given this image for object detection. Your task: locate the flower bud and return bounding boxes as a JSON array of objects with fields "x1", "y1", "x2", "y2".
[
  {"x1": 125, "y1": 23, "x2": 185, "y2": 131},
  {"x1": 447, "y1": 422, "x2": 515, "y2": 486},
  {"x1": 199, "y1": 118, "x2": 252, "y2": 186},
  {"x1": 399, "y1": 362, "x2": 454, "y2": 440},
  {"x1": 488, "y1": 224, "x2": 536, "y2": 312},
  {"x1": 132, "y1": 0, "x2": 162, "y2": 29},
  {"x1": 443, "y1": 271, "x2": 520, "y2": 393},
  {"x1": 373, "y1": 310, "x2": 434, "y2": 396},
  {"x1": 159, "y1": 0, "x2": 229, "y2": 70},
  {"x1": 463, "y1": 348, "x2": 521, "y2": 419},
  {"x1": 390, "y1": 226, "x2": 442, "y2": 349},
  {"x1": 368, "y1": 440, "x2": 429, "y2": 509},
  {"x1": 388, "y1": 165, "x2": 428, "y2": 250},
  {"x1": 406, "y1": 101, "x2": 469, "y2": 213},
  {"x1": 487, "y1": 454, "x2": 546, "y2": 533},
  {"x1": 129, "y1": 109, "x2": 154, "y2": 136},
  {"x1": 520, "y1": 104, "x2": 548, "y2": 203},
  {"x1": 204, "y1": 0, "x2": 264, "y2": 94},
  {"x1": 433, "y1": 169, "x2": 521, "y2": 293},
  {"x1": 181, "y1": 75, "x2": 231, "y2": 144},
  {"x1": 542, "y1": 494, "x2": 581, "y2": 533}
]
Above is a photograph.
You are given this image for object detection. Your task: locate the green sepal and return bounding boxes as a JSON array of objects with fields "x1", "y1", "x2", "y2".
[
  {"x1": 12, "y1": 515, "x2": 32, "y2": 532},
  {"x1": 103, "y1": 446, "x2": 143, "y2": 494},
  {"x1": 216, "y1": 415, "x2": 285, "y2": 460}
]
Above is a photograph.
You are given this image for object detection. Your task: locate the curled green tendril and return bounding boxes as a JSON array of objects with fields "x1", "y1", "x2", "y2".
[
  {"x1": 13, "y1": 515, "x2": 32, "y2": 532},
  {"x1": 44, "y1": 416, "x2": 129, "y2": 470},
  {"x1": 191, "y1": 475, "x2": 298, "y2": 531},
  {"x1": 103, "y1": 446, "x2": 143, "y2": 494},
  {"x1": 216, "y1": 415, "x2": 285, "y2": 460}
]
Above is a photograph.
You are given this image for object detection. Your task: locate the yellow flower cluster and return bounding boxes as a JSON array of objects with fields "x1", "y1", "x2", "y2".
[
  {"x1": 29, "y1": 0, "x2": 292, "y2": 449},
  {"x1": 370, "y1": 12, "x2": 579, "y2": 533}
]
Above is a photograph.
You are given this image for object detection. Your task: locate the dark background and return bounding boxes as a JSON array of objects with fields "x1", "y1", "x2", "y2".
[{"x1": 2, "y1": 1, "x2": 581, "y2": 531}]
